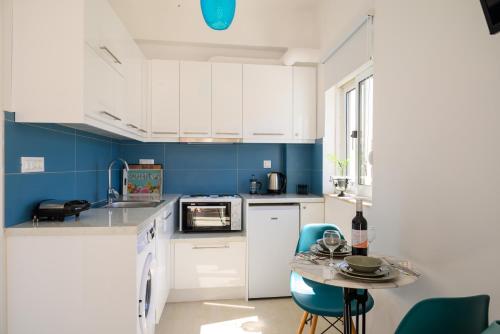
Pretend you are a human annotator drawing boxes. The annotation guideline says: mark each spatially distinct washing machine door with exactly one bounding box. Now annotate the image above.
[139,253,155,334]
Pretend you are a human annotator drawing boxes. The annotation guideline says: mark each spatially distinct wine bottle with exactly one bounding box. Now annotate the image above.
[352,199,368,256]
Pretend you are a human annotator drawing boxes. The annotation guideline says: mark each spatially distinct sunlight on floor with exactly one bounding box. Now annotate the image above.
[157,298,334,334]
[203,301,256,310]
[200,316,264,334]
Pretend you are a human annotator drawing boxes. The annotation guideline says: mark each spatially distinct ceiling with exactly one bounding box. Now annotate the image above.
[108,0,321,61]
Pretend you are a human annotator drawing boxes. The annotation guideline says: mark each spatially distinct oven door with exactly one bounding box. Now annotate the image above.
[182,202,231,232]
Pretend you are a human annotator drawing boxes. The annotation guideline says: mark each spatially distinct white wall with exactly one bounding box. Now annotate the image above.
[0,0,7,331]
[324,0,500,332]
[317,0,374,55]
[316,0,374,139]
[109,0,319,50]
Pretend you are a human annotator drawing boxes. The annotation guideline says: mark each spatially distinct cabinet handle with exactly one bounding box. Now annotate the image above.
[192,245,229,249]
[270,217,279,220]
[100,111,121,121]
[152,131,178,135]
[182,131,209,135]
[138,128,147,133]
[252,132,284,136]
[126,123,139,129]
[215,132,240,136]
[100,46,122,65]
[165,212,172,220]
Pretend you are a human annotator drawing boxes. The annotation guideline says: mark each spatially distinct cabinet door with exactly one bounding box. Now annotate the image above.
[247,205,299,298]
[180,61,212,138]
[174,241,245,290]
[85,0,126,76]
[243,64,293,141]
[151,60,180,138]
[155,206,174,323]
[84,45,124,126]
[293,67,317,141]
[212,63,242,138]
[124,59,143,132]
[300,202,325,229]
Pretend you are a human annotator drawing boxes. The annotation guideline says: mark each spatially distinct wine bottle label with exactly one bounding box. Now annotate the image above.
[352,229,368,248]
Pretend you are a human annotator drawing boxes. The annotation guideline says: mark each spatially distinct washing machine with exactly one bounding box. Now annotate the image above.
[137,221,156,334]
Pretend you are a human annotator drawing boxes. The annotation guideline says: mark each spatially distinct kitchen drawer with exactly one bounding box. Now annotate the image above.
[173,240,245,290]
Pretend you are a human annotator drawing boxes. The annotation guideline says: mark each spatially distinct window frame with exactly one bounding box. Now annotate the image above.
[338,67,374,198]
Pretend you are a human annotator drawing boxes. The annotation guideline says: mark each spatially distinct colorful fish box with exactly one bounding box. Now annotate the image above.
[124,169,163,195]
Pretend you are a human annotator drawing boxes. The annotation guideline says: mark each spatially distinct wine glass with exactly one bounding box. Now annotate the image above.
[323,230,341,267]
[368,226,376,245]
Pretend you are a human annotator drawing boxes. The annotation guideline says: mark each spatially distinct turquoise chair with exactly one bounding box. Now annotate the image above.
[291,224,375,334]
[483,321,500,334]
[395,295,490,334]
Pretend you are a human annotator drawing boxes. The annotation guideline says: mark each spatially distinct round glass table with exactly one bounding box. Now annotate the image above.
[290,254,420,334]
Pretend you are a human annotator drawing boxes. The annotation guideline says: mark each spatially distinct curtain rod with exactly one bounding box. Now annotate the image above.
[320,13,374,65]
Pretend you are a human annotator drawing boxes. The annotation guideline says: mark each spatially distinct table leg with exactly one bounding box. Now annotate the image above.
[343,288,351,334]
[345,288,369,334]
[356,299,360,331]
[361,290,368,334]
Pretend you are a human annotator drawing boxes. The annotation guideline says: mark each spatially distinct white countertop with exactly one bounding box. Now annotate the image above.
[6,195,180,236]
[239,193,324,204]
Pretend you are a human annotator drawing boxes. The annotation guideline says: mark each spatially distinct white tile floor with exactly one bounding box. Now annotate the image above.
[157,298,343,334]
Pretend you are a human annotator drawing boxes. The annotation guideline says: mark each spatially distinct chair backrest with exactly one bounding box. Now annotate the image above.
[395,295,490,334]
[482,321,500,334]
[295,224,345,254]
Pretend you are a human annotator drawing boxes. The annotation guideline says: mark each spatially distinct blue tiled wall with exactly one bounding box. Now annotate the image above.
[119,142,321,195]
[120,142,289,194]
[4,109,323,227]
[4,112,121,227]
[311,138,323,194]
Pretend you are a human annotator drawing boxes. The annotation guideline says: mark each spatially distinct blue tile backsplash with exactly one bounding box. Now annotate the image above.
[4,112,121,227]
[4,111,323,226]
[119,142,287,195]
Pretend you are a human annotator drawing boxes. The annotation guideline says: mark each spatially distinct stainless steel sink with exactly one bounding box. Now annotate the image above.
[102,200,164,209]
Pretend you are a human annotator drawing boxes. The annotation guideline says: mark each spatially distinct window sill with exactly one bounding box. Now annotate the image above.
[325,193,373,207]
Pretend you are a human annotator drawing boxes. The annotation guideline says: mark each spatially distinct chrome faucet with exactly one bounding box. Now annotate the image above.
[107,158,130,204]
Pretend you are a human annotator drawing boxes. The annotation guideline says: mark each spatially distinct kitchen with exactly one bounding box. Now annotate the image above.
[1,0,500,334]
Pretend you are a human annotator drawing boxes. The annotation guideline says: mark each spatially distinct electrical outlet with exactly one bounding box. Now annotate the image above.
[21,157,45,173]
[263,160,272,169]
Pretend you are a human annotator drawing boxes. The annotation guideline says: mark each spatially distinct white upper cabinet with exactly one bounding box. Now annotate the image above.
[150,60,180,139]
[243,64,293,141]
[293,67,317,141]
[122,42,147,135]
[84,45,124,126]
[11,0,145,140]
[85,0,127,76]
[212,63,243,138]
[180,61,212,138]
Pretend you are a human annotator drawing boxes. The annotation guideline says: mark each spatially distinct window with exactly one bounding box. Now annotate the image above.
[340,68,374,194]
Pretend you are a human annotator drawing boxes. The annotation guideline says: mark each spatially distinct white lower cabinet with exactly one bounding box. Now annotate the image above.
[155,204,175,323]
[173,240,246,290]
[299,202,325,229]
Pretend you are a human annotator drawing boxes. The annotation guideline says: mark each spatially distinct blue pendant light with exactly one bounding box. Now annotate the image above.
[200,0,236,30]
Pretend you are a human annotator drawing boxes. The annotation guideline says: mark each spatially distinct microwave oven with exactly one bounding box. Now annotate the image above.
[179,195,242,232]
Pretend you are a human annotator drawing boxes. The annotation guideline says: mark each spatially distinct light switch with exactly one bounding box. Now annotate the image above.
[263,160,272,169]
[21,157,45,173]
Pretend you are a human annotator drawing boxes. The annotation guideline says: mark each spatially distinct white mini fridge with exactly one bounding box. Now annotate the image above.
[247,204,300,299]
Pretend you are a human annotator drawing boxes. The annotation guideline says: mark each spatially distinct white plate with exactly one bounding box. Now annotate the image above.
[339,263,390,278]
[310,244,351,257]
[336,262,400,282]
